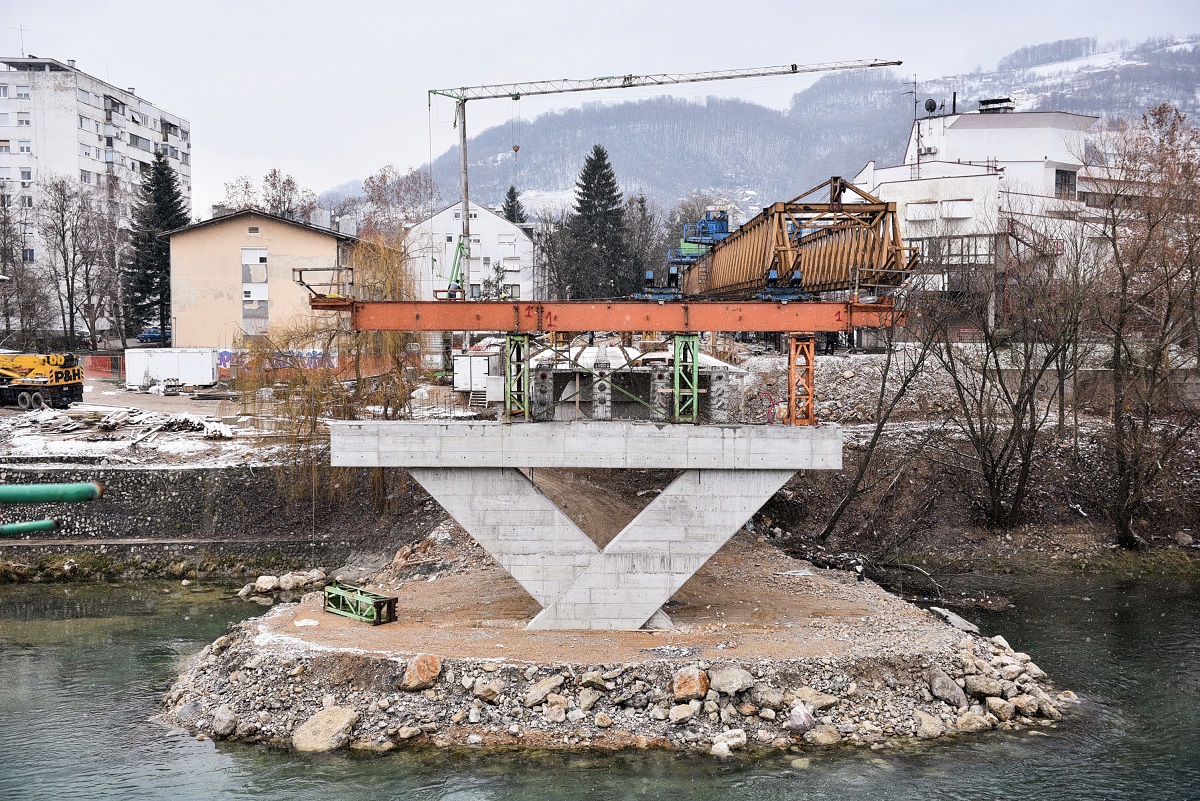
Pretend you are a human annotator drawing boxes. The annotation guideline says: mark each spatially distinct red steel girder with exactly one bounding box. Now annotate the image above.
[309,299,899,333]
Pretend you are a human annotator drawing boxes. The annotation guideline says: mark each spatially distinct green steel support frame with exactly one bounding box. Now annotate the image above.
[504,334,532,421]
[673,333,700,423]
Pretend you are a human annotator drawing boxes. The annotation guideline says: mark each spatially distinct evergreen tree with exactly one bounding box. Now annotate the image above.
[124,151,189,345]
[501,185,527,224]
[567,144,629,299]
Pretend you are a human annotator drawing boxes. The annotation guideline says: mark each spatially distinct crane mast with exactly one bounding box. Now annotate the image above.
[427,58,901,294]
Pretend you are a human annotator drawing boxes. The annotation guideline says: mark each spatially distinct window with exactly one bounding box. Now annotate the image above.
[242,283,268,301]
[80,170,92,184]
[0,167,9,179]
[76,88,90,104]
[21,196,32,208]
[79,115,89,129]
[22,248,34,262]
[241,247,268,265]
[469,283,482,299]
[504,257,521,273]
[79,144,92,158]
[180,152,189,166]
[18,141,30,154]
[0,85,7,98]
[0,196,9,208]
[482,256,491,268]
[16,86,29,99]
[180,129,189,141]
[1055,169,1077,201]
[504,284,521,300]
[248,226,260,234]
[0,113,8,125]
[20,168,31,181]
[0,141,8,154]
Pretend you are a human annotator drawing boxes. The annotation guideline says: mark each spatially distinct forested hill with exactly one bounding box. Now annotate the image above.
[409,35,1200,219]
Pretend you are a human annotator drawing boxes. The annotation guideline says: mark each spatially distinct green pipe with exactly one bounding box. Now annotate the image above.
[0,483,104,505]
[0,519,58,536]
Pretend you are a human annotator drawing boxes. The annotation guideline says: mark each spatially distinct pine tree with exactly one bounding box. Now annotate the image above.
[568,145,629,298]
[124,151,189,345]
[501,185,527,224]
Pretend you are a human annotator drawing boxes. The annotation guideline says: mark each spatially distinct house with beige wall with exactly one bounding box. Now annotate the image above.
[167,209,355,357]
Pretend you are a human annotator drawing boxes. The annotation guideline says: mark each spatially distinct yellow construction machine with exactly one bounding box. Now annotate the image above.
[0,353,84,409]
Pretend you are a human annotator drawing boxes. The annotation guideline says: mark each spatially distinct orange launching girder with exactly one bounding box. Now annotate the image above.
[308,298,900,333]
[680,178,918,299]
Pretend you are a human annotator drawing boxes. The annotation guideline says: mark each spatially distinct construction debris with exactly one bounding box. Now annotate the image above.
[3,404,237,443]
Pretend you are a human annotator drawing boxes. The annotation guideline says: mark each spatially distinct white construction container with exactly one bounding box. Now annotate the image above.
[125,348,219,388]
[452,353,499,393]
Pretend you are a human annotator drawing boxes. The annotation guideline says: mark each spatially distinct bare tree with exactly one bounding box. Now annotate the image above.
[816,305,938,542]
[0,182,53,347]
[918,201,1098,529]
[222,176,258,210]
[37,175,114,348]
[624,195,668,287]
[1085,103,1200,548]
[261,168,317,220]
[360,165,441,239]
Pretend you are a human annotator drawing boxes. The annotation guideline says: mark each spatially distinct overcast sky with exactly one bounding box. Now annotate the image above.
[7,0,1198,215]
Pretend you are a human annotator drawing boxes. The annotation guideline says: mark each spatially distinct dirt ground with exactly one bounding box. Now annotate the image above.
[258,468,955,665]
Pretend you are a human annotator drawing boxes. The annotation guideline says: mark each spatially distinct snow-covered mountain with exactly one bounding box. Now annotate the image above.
[326,35,1200,221]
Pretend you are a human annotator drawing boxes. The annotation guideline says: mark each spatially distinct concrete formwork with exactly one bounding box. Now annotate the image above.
[330,421,842,630]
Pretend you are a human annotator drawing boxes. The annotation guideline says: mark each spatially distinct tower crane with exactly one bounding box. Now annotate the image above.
[428,58,901,291]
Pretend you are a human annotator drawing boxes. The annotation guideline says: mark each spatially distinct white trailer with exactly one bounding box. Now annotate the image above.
[125,348,220,388]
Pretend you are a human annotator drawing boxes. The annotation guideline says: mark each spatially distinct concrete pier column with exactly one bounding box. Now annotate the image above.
[331,421,842,631]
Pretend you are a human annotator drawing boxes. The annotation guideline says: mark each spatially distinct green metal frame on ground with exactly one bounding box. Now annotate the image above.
[323,583,399,625]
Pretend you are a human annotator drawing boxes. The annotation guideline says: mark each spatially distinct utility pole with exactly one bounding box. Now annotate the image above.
[430,58,901,300]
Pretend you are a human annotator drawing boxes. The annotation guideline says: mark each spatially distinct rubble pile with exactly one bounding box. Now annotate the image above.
[162,610,1076,755]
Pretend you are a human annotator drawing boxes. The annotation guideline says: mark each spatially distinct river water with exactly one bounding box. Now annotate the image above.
[1,576,1197,800]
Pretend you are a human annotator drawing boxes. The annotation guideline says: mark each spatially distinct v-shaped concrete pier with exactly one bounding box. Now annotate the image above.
[331,421,841,630]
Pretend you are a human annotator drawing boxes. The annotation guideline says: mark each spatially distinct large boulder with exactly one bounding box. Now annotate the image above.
[211,705,237,738]
[712,728,748,749]
[523,674,565,707]
[707,666,755,695]
[673,667,710,702]
[792,686,839,711]
[964,674,1004,699]
[803,725,842,745]
[913,710,945,739]
[748,684,784,710]
[783,704,816,735]
[254,575,280,594]
[927,667,968,709]
[986,696,1015,721]
[398,654,443,691]
[292,707,359,752]
[473,677,504,704]
[955,712,992,733]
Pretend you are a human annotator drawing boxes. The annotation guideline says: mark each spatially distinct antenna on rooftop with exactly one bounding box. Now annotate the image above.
[10,25,28,57]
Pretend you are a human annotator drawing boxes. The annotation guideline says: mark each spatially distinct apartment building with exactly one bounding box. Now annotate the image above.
[0,56,191,222]
[404,200,539,302]
[0,56,191,341]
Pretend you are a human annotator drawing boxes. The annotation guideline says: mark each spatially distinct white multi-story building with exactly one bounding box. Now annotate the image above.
[0,56,192,221]
[0,56,191,341]
[404,200,538,302]
[853,100,1098,288]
